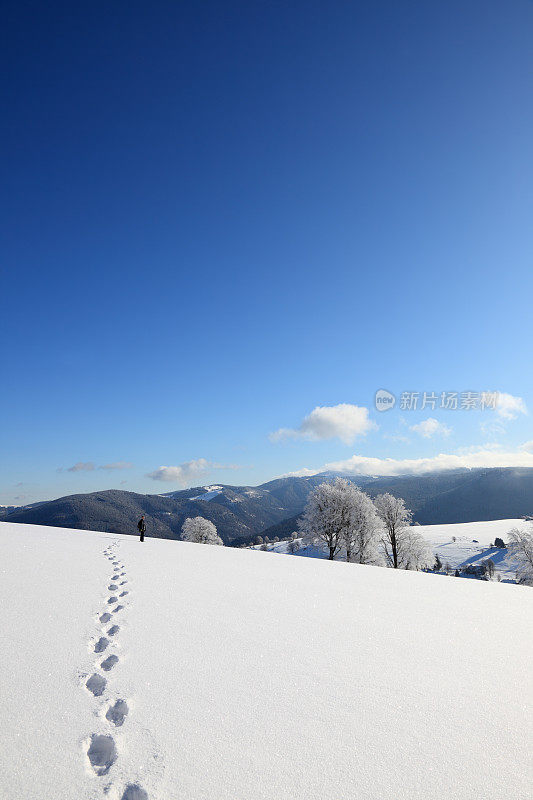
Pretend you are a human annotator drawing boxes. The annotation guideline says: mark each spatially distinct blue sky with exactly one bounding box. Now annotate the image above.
[1,1,532,504]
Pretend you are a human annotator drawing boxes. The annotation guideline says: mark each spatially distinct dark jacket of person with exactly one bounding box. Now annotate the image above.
[137,518,146,533]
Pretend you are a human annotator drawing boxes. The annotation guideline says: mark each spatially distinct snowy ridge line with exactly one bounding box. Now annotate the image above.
[83,539,148,800]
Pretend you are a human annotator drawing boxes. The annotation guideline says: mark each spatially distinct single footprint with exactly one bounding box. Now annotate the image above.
[106,698,129,726]
[87,734,117,776]
[94,637,109,653]
[101,654,119,671]
[86,673,106,696]
[119,580,128,586]
[108,596,118,604]
[121,785,148,800]
[99,613,112,624]
[107,625,120,636]
[108,584,118,590]
[119,591,129,597]
[120,571,126,576]
[113,605,124,613]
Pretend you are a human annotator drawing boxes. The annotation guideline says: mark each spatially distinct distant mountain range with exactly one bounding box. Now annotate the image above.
[3,467,533,544]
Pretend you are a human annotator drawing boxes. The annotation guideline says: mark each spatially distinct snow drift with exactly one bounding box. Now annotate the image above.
[0,521,531,800]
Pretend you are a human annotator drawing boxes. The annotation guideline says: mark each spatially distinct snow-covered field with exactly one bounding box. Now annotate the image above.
[189,486,223,502]
[417,519,527,579]
[266,518,529,580]
[0,521,531,800]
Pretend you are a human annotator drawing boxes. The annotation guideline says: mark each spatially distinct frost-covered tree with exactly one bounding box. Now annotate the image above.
[400,529,432,571]
[181,516,223,546]
[507,526,533,586]
[298,479,352,560]
[287,539,300,555]
[485,558,495,580]
[298,479,381,563]
[341,486,381,564]
[374,493,413,569]
[434,554,443,572]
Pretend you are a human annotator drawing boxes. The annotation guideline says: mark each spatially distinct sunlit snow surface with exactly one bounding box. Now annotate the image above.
[0,520,531,800]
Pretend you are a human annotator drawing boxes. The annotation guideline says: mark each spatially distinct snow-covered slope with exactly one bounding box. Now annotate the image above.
[0,521,531,800]
[189,486,223,502]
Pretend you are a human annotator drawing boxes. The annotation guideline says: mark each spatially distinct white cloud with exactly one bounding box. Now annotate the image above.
[270,404,377,445]
[410,418,451,439]
[284,447,533,478]
[59,460,133,473]
[146,459,241,486]
[146,459,210,484]
[520,441,533,452]
[480,419,506,437]
[495,393,527,420]
[455,442,503,454]
[383,433,410,443]
[66,462,95,472]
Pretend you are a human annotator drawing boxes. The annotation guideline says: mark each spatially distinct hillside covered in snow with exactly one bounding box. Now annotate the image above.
[0,520,531,800]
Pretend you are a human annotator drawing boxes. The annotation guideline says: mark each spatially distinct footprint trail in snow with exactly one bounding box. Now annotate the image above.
[82,539,149,797]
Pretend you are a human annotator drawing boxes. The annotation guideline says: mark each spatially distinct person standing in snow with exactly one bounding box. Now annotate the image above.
[137,515,146,542]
